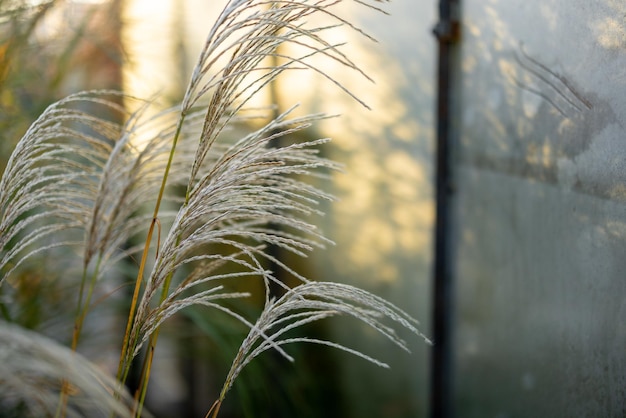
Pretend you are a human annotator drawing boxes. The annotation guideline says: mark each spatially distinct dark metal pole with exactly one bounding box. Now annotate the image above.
[431,0,461,417]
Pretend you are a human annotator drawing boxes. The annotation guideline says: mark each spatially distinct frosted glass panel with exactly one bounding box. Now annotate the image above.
[454,1,626,416]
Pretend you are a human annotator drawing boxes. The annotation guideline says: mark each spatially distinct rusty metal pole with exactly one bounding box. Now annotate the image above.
[431,0,461,417]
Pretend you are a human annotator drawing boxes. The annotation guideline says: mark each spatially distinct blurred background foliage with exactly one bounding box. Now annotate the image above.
[0,0,434,417]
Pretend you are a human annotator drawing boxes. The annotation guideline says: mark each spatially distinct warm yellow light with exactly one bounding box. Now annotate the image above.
[122,0,176,101]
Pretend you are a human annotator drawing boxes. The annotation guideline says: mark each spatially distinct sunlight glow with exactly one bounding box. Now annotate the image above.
[122,0,176,101]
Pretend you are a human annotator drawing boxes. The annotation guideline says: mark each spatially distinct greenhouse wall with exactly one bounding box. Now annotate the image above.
[447,1,626,416]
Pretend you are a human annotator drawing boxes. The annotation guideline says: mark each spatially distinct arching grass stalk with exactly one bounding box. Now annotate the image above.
[115,110,188,397]
[131,117,203,417]
[205,399,222,418]
[132,232,184,417]
[204,347,246,418]
[0,1,435,417]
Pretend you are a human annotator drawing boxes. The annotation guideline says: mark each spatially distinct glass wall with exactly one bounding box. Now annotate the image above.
[453,1,626,416]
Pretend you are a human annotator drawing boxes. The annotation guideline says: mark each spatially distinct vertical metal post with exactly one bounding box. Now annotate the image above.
[431,0,461,417]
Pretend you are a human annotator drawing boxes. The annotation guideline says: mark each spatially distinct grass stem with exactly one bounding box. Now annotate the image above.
[117,111,188,415]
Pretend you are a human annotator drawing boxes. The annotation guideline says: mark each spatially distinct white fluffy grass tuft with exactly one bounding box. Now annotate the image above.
[0,0,429,416]
[0,320,137,418]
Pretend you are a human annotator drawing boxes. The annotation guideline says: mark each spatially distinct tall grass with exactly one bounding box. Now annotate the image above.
[0,0,430,416]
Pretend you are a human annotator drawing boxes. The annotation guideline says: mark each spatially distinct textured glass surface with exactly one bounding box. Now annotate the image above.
[454,1,626,416]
